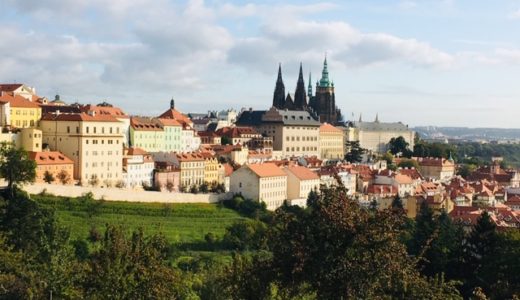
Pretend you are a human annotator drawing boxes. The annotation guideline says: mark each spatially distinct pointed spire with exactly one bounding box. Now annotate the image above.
[359,113,362,122]
[375,113,379,123]
[170,98,175,110]
[294,62,307,110]
[307,72,313,98]
[319,54,331,87]
[273,63,286,109]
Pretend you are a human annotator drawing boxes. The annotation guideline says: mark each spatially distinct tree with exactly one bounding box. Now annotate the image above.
[200,181,209,193]
[345,141,365,163]
[221,136,232,145]
[88,175,99,187]
[190,184,199,194]
[43,171,55,184]
[397,158,419,169]
[223,219,267,251]
[0,142,36,197]
[388,136,412,157]
[84,226,180,299]
[457,164,477,178]
[165,180,175,192]
[57,169,70,185]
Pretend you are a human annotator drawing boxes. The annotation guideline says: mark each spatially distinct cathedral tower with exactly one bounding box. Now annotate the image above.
[293,63,307,110]
[272,64,286,109]
[310,56,339,124]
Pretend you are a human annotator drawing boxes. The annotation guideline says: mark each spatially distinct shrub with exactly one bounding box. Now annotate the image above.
[43,171,55,184]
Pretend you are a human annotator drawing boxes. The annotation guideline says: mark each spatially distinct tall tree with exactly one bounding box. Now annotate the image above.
[0,142,36,197]
[345,141,365,163]
[388,136,412,157]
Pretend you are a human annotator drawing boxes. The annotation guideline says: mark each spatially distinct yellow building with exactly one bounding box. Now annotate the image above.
[129,117,165,153]
[230,163,287,210]
[0,93,41,128]
[39,112,125,186]
[200,152,221,184]
[284,165,320,202]
[319,123,345,160]
[172,153,205,189]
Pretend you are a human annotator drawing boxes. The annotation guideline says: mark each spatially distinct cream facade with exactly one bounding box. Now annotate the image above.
[39,113,124,185]
[284,165,320,202]
[122,148,155,189]
[319,123,345,160]
[230,163,287,210]
[345,118,414,154]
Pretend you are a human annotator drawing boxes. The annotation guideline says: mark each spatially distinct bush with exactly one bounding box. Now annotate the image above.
[43,171,55,184]
[222,219,268,251]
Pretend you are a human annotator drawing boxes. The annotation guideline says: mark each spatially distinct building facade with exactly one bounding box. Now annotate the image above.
[319,123,345,160]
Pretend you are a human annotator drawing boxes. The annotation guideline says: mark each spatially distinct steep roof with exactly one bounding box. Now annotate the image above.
[0,84,23,92]
[247,163,286,178]
[130,117,163,131]
[0,93,40,108]
[285,165,319,181]
[29,151,73,165]
[80,104,128,118]
[158,108,192,126]
[157,118,182,127]
[126,147,149,156]
[394,174,413,184]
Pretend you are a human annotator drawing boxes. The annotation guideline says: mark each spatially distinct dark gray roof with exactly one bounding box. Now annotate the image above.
[352,121,410,132]
[236,110,266,126]
[274,109,320,126]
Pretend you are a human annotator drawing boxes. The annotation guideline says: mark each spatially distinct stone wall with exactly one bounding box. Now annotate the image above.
[23,183,232,203]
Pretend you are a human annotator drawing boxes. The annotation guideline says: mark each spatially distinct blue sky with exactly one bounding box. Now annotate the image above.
[1,0,520,128]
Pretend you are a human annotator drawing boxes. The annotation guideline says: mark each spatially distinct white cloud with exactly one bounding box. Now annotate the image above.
[508,8,520,19]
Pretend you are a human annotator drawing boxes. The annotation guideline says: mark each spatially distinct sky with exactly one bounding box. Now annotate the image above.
[1,0,520,128]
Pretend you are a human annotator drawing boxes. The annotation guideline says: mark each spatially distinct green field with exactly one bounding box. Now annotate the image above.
[32,194,244,244]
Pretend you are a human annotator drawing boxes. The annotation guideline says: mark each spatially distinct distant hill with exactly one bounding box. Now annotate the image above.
[414,126,520,142]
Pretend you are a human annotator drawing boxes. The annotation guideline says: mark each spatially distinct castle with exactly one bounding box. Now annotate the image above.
[272,57,342,124]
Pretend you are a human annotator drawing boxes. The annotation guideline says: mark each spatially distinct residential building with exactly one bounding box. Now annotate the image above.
[122,147,154,189]
[200,152,221,185]
[164,152,205,189]
[129,117,165,153]
[216,126,262,145]
[157,118,183,152]
[319,123,344,160]
[154,162,180,192]
[80,103,130,146]
[416,157,455,181]
[198,131,221,145]
[283,165,320,206]
[39,112,125,185]
[158,99,201,152]
[29,150,74,184]
[230,163,287,210]
[0,93,41,128]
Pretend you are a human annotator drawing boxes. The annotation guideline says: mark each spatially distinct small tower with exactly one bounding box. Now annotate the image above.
[170,98,175,110]
[293,62,307,110]
[307,72,313,98]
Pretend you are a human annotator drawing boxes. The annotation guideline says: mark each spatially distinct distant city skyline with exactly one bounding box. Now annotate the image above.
[2,0,520,128]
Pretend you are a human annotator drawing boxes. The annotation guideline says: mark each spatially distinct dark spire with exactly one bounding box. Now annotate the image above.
[170,98,175,110]
[284,93,294,110]
[294,62,307,110]
[273,63,286,109]
[307,72,313,98]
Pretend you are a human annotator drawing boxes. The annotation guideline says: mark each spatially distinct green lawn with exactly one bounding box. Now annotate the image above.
[32,194,243,244]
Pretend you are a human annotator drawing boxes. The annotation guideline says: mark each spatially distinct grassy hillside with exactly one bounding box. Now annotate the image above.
[33,194,243,244]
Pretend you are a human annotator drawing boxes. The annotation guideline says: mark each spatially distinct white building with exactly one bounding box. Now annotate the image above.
[122,147,155,188]
[283,165,320,207]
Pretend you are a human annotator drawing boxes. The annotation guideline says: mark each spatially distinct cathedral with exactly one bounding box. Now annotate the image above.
[272,57,342,124]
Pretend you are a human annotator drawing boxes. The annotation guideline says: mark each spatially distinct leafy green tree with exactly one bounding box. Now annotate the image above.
[200,181,209,193]
[223,219,268,251]
[57,169,71,185]
[388,136,412,157]
[398,158,419,169]
[221,136,232,145]
[84,226,180,299]
[457,164,477,178]
[345,141,365,163]
[43,171,55,184]
[0,142,36,197]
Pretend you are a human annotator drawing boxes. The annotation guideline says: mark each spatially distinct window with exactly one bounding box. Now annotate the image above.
[86,126,89,133]
[94,127,97,134]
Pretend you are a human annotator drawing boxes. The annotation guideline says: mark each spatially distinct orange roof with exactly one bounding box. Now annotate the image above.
[394,174,413,184]
[0,93,40,108]
[319,122,343,133]
[176,152,205,162]
[223,163,234,177]
[285,165,319,180]
[157,118,182,126]
[158,108,192,126]
[41,112,120,123]
[130,117,163,131]
[29,151,73,165]
[126,147,149,156]
[80,104,128,118]
[247,163,286,178]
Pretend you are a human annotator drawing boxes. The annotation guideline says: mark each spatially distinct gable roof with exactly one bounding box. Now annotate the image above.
[80,104,128,118]
[29,151,73,165]
[320,123,343,133]
[285,165,319,180]
[0,93,41,108]
[247,163,286,178]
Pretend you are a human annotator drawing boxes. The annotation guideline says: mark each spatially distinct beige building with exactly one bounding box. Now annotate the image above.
[416,157,455,181]
[283,165,320,205]
[230,163,287,210]
[237,107,320,158]
[319,123,344,160]
[345,116,414,154]
[29,151,74,184]
[39,112,125,185]
[200,152,222,185]
[171,153,205,189]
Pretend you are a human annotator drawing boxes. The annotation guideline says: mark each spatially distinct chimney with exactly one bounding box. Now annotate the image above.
[88,110,96,117]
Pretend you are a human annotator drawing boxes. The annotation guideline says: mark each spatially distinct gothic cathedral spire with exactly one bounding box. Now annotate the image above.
[293,62,307,110]
[307,72,313,98]
[272,63,286,109]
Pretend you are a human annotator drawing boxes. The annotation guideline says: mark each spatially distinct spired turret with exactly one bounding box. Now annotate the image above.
[293,62,307,110]
[272,64,286,109]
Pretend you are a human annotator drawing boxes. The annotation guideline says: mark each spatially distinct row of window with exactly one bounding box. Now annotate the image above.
[85,150,119,156]
[12,109,40,116]
[85,126,120,134]
[286,136,318,142]
[14,120,36,127]
[86,139,119,145]
[85,161,119,168]
[286,146,318,152]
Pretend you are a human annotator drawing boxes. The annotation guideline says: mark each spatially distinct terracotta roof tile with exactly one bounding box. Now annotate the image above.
[247,163,286,178]
[285,165,319,180]
[319,122,343,133]
[29,151,73,165]
[41,112,120,122]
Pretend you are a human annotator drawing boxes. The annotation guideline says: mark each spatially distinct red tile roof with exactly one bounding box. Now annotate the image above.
[29,151,73,165]
[0,84,23,92]
[130,117,163,131]
[80,104,128,118]
[319,122,343,133]
[41,112,120,122]
[0,93,40,108]
[285,165,319,181]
